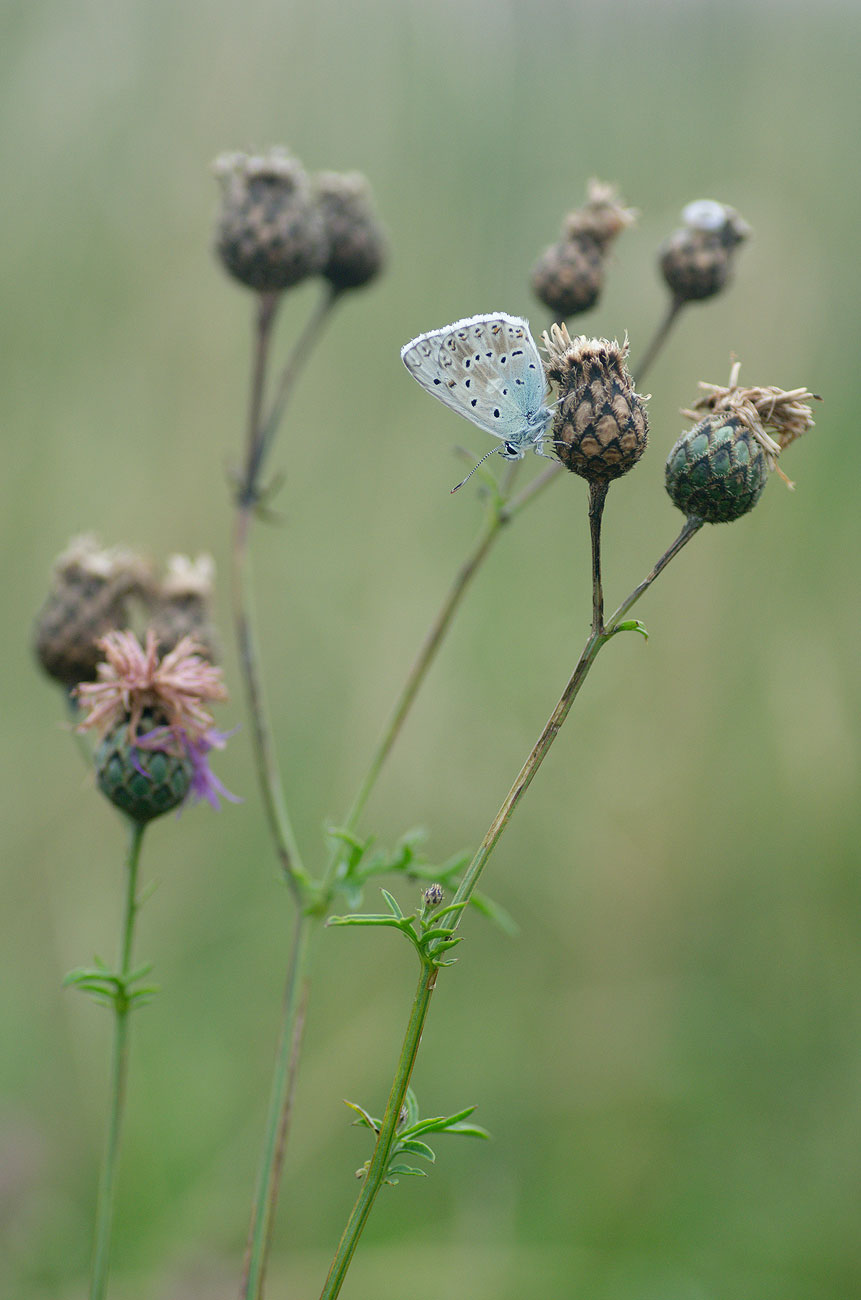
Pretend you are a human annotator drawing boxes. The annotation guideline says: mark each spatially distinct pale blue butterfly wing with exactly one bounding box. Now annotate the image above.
[400,312,553,459]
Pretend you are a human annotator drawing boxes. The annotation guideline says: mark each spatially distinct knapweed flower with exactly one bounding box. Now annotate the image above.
[75,629,234,821]
[33,535,152,688]
[665,362,818,523]
[531,179,636,318]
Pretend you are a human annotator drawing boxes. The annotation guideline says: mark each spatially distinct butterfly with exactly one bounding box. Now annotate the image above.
[400,312,555,491]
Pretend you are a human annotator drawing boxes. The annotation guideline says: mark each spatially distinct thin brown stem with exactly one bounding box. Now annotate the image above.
[240,293,281,506]
[588,480,609,635]
[333,507,505,855]
[254,285,341,483]
[634,295,685,385]
[445,513,705,929]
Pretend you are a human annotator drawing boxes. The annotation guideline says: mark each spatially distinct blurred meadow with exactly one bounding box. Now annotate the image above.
[2,0,860,1296]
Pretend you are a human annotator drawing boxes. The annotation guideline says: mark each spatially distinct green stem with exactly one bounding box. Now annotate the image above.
[319,962,438,1300]
[88,820,145,1300]
[232,505,309,894]
[233,289,339,1300]
[240,910,315,1300]
[318,517,704,1298]
[333,506,506,854]
[444,515,703,926]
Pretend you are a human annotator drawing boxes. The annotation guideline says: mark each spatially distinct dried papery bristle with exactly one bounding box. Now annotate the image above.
[150,554,219,662]
[531,180,634,318]
[213,148,327,292]
[666,363,818,522]
[314,171,387,291]
[682,362,817,472]
[659,199,751,303]
[75,628,228,746]
[33,535,153,688]
[561,178,637,249]
[542,324,648,482]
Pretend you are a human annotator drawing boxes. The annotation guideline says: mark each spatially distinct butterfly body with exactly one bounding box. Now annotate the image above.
[400,313,554,464]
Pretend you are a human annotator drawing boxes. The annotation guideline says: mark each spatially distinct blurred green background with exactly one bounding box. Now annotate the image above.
[2,0,859,1297]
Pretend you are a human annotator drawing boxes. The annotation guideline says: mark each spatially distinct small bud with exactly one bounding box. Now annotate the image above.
[665,362,817,523]
[314,171,387,291]
[213,149,327,293]
[33,536,152,688]
[150,554,219,663]
[423,883,445,908]
[531,180,635,318]
[95,709,192,824]
[542,324,648,482]
[659,199,751,303]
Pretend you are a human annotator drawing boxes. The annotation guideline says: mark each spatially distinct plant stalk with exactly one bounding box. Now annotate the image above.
[634,295,685,385]
[240,910,314,1300]
[88,820,145,1300]
[588,481,609,635]
[318,517,704,1297]
[319,962,438,1300]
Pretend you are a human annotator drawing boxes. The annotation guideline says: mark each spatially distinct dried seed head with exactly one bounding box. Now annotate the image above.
[213,149,327,292]
[542,324,648,482]
[314,171,387,291]
[531,180,635,318]
[531,237,605,317]
[33,536,152,688]
[95,708,193,824]
[665,362,817,522]
[561,179,637,250]
[150,554,219,663]
[423,883,445,909]
[659,199,751,303]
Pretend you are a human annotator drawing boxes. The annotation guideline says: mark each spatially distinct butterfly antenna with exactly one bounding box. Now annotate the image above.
[450,445,502,494]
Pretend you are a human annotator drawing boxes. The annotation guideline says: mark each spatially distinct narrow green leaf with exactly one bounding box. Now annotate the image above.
[387,1163,427,1178]
[469,891,520,937]
[343,1100,379,1130]
[397,1139,436,1162]
[612,619,649,640]
[380,889,404,919]
[445,1122,491,1139]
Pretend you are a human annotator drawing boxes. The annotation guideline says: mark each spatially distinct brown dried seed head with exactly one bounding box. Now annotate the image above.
[542,324,648,483]
[531,237,605,317]
[314,171,387,291]
[531,180,634,317]
[659,199,751,303]
[561,178,637,250]
[150,554,220,663]
[33,536,153,688]
[213,148,327,292]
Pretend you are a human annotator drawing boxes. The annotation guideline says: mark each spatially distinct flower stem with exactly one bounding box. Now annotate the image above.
[634,295,685,385]
[255,285,341,481]
[232,289,339,1300]
[318,518,704,1297]
[231,505,309,894]
[334,505,506,851]
[240,910,314,1300]
[88,819,145,1300]
[588,481,609,635]
[319,962,438,1300]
